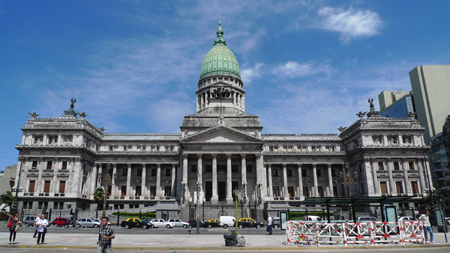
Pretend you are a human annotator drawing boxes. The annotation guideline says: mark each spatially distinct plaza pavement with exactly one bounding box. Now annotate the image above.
[0,231,449,251]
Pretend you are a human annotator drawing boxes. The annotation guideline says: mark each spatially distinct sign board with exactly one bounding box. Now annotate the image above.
[280,211,288,230]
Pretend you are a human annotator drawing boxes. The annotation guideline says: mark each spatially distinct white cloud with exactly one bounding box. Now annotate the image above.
[272,61,334,79]
[241,63,264,84]
[317,6,382,43]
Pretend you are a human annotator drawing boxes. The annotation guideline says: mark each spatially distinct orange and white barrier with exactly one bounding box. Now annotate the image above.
[286,220,424,247]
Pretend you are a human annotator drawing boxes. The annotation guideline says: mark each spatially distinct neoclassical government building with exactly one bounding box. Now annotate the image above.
[14,21,432,220]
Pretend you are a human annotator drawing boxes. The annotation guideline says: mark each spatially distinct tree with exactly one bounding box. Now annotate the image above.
[420,190,447,210]
[0,191,14,211]
[93,188,105,204]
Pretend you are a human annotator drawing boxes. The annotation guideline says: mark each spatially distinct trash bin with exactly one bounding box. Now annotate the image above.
[236,235,245,247]
[224,233,235,246]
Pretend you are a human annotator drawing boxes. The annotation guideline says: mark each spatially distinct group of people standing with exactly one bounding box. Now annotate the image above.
[2,211,48,245]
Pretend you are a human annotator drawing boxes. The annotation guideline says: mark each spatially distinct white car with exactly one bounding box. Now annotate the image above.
[398,216,414,222]
[168,219,189,228]
[150,219,174,228]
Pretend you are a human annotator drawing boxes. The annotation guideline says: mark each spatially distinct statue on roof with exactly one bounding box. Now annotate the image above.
[28,111,39,118]
[356,111,367,119]
[78,112,87,118]
[368,98,375,113]
[63,98,78,118]
[70,98,76,110]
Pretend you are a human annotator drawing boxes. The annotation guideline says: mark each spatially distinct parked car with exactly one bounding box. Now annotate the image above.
[237,218,264,229]
[188,219,204,229]
[23,215,38,227]
[168,219,189,228]
[203,219,222,229]
[446,217,450,226]
[52,217,70,227]
[121,218,150,229]
[219,216,235,229]
[150,219,174,228]
[304,215,321,221]
[76,218,101,228]
[272,217,281,229]
[398,216,414,222]
[357,216,380,223]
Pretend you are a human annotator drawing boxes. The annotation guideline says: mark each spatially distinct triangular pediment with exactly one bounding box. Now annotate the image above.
[181,126,262,143]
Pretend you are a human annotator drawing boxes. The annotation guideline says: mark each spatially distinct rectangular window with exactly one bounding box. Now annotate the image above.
[61,161,67,170]
[303,186,309,197]
[151,169,157,176]
[46,161,52,170]
[122,169,127,176]
[44,181,51,193]
[411,181,419,195]
[287,169,292,177]
[205,165,212,173]
[137,168,142,176]
[272,186,280,197]
[246,165,252,173]
[164,185,171,197]
[218,165,226,172]
[396,182,404,194]
[288,186,294,199]
[121,186,127,197]
[380,182,388,195]
[378,162,384,170]
[166,168,171,177]
[231,165,238,173]
[317,169,322,177]
[409,162,415,170]
[29,180,35,193]
[191,165,197,173]
[333,186,338,197]
[318,186,324,197]
[135,186,141,196]
[32,161,38,170]
[331,169,336,177]
[59,181,66,193]
[272,169,278,176]
[150,186,156,197]
[302,169,307,177]
[394,162,400,170]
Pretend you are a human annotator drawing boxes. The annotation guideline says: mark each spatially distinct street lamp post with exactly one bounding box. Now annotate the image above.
[340,172,359,221]
[233,187,240,245]
[11,154,24,214]
[196,181,201,234]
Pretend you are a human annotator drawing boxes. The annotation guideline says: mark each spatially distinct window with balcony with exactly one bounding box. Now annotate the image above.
[395,182,404,195]
[378,162,384,170]
[409,162,415,170]
[32,161,38,170]
[46,161,52,170]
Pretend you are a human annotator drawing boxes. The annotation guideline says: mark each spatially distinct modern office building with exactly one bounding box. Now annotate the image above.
[12,21,432,220]
[378,90,415,119]
[409,65,450,144]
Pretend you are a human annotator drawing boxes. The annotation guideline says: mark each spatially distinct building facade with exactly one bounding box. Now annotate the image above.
[378,90,415,119]
[409,65,450,144]
[14,22,432,219]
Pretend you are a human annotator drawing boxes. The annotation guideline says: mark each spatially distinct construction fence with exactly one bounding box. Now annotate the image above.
[286,220,424,246]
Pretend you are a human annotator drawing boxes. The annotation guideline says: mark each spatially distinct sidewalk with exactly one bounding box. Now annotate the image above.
[0,231,448,250]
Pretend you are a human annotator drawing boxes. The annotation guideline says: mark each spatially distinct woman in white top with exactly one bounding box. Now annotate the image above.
[36,214,48,245]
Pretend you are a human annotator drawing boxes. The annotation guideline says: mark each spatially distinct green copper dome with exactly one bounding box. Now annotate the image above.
[199,21,241,80]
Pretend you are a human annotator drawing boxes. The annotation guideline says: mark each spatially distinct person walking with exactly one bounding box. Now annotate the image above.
[419,210,434,243]
[36,214,48,245]
[3,211,21,245]
[32,213,42,238]
[267,215,273,235]
[97,216,115,253]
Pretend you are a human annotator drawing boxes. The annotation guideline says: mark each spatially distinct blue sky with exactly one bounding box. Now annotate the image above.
[1,0,450,167]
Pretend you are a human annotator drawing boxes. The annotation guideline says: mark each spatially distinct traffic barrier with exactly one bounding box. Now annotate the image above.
[286,220,424,247]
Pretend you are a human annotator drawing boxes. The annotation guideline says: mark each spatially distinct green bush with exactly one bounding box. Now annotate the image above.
[112,212,156,219]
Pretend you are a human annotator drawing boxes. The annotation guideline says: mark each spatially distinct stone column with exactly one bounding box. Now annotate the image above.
[282,163,288,200]
[111,163,117,198]
[171,164,176,197]
[241,154,247,199]
[43,134,48,146]
[156,163,161,199]
[267,164,273,197]
[387,159,396,195]
[182,154,188,200]
[211,154,218,204]
[371,159,380,195]
[342,164,348,196]
[226,153,233,204]
[257,153,267,198]
[197,154,203,197]
[327,164,333,197]
[196,93,199,112]
[312,163,318,197]
[57,134,62,146]
[97,163,103,190]
[364,158,375,195]
[417,160,426,194]
[383,135,388,146]
[298,164,303,198]
[423,158,433,189]
[126,163,131,199]
[51,159,59,194]
[402,159,412,195]
[74,158,82,197]
[142,164,147,197]
[90,163,98,196]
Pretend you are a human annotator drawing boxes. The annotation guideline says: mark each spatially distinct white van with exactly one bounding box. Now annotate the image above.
[219,216,236,229]
[304,215,321,221]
